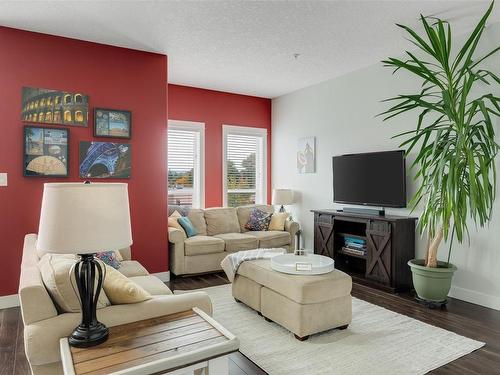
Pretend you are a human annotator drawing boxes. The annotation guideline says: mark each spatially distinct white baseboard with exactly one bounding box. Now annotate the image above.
[449,286,500,311]
[0,294,20,309]
[152,271,171,282]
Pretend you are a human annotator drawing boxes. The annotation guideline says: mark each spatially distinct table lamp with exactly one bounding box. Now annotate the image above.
[37,182,132,348]
[272,189,294,213]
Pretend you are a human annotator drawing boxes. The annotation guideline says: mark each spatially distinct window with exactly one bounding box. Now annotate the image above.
[223,125,267,207]
[168,120,205,208]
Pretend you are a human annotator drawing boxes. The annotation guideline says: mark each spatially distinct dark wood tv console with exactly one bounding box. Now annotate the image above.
[311,209,417,292]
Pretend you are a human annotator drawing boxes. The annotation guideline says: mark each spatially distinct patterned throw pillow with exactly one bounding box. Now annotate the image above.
[96,251,121,269]
[245,208,272,231]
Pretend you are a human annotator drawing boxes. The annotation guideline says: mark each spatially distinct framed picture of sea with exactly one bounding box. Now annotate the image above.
[94,108,131,139]
[297,136,315,173]
[24,126,69,177]
[79,141,131,179]
[21,87,88,127]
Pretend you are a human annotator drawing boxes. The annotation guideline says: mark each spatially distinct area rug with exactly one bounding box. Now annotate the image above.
[184,285,484,375]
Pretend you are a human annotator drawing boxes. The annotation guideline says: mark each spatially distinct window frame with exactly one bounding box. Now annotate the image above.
[167,119,205,208]
[222,124,268,207]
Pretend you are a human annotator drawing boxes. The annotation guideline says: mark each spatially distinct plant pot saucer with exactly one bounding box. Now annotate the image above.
[415,296,448,309]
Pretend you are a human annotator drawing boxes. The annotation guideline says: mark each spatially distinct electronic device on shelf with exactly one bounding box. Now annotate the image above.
[332,150,406,216]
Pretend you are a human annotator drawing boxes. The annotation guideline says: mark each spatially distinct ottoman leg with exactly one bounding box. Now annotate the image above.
[294,334,309,341]
[337,324,349,330]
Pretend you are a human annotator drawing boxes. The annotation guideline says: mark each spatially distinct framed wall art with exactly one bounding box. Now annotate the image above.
[297,136,315,173]
[24,126,69,177]
[79,141,131,179]
[94,108,131,139]
[21,87,89,127]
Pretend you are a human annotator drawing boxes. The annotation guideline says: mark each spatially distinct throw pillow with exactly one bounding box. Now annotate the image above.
[114,250,124,261]
[96,251,121,269]
[245,208,272,231]
[38,253,111,313]
[168,210,187,237]
[178,216,198,237]
[268,212,289,231]
[103,265,152,304]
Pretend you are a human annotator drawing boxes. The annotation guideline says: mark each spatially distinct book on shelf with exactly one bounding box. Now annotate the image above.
[344,241,365,249]
[343,236,366,245]
[341,246,367,256]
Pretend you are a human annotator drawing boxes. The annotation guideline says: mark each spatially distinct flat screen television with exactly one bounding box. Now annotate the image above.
[332,150,406,208]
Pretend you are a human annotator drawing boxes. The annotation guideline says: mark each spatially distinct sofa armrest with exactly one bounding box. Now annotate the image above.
[285,220,300,251]
[24,292,213,366]
[168,227,185,243]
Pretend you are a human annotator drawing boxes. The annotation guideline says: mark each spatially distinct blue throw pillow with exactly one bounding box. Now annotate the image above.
[245,208,272,231]
[178,216,198,237]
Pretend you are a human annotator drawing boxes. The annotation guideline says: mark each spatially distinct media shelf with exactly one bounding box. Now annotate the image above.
[311,209,417,292]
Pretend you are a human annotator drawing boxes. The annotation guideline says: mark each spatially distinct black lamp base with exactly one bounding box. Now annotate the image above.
[69,322,109,348]
[70,253,109,348]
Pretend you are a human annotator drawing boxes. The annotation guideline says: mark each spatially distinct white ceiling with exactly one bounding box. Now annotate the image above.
[0,1,498,98]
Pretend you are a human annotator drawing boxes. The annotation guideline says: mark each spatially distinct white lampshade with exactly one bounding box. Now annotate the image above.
[272,189,294,206]
[37,183,132,255]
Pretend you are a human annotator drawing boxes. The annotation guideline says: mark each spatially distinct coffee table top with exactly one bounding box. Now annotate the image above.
[271,253,335,275]
[60,308,239,375]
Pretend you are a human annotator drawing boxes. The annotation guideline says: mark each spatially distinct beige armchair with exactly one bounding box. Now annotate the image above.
[19,234,212,375]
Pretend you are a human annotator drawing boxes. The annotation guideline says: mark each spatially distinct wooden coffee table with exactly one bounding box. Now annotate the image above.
[60,307,239,375]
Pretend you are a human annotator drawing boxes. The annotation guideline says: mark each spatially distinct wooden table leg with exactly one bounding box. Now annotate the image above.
[207,355,229,374]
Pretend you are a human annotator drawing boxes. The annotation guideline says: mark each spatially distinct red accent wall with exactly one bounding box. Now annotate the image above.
[168,84,272,207]
[0,27,168,296]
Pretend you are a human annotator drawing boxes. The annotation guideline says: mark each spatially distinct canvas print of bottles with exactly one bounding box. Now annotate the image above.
[297,136,315,173]
[21,87,89,127]
[79,141,131,179]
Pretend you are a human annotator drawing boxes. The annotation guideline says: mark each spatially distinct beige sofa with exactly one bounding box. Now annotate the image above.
[168,204,300,276]
[19,234,212,375]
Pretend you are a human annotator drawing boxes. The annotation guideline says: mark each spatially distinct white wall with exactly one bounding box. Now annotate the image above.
[272,22,500,310]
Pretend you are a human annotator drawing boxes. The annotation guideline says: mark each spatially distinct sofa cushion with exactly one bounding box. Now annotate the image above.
[187,208,207,236]
[118,260,149,277]
[38,254,111,313]
[204,207,240,236]
[129,276,173,295]
[213,233,259,252]
[103,265,152,305]
[237,205,274,232]
[269,212,289,231]
[178,216,198,237]
[247,230,291,248]
[168,210,187,238]
[184,235,225,256]
[245,208,272,231]
[237,259,352,304]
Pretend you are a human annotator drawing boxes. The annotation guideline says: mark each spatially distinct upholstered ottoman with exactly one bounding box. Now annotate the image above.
[232,259,352,340]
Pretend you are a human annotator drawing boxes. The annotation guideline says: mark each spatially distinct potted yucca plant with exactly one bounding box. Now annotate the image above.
[380,2,499,303]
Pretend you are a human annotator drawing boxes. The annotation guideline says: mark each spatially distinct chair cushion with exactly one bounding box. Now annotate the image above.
[237,259,352,304]
[204,207,240,236]
[38,254,111,313]
[103,265,152,305]
[213,233,259,252]
[118,260,149,277]
[187,208,208,236]
[237,205,274,232]
[129,276,172,296]
[184,235,225,256]
[247,230,291,248]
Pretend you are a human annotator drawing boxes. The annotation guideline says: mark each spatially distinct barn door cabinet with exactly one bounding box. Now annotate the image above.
[312,209,417,292]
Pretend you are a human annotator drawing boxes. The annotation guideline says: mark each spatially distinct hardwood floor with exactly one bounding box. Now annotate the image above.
[2,273,499,375]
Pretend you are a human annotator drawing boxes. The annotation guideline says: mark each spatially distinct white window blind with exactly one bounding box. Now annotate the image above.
[223,125,267,207]
[168,121,204,208]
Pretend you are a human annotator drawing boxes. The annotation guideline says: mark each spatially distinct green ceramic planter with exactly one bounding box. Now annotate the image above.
[408,259,457,302]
